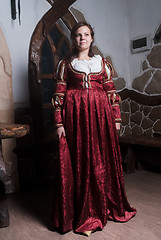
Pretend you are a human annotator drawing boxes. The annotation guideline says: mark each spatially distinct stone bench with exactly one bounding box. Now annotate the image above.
[117,89,161,173]
[119,135,161,173]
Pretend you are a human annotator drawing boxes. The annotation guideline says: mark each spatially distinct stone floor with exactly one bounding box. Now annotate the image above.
[0,169,161,240]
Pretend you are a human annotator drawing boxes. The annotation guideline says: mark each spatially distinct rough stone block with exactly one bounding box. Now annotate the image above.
[121,100,130,112]
[141,118,153,130]
[149,106,161,121]
[131,101,140,113]
[147,45,161,68]
[121,112,130,126]
[124,126,132,136]
[142,60,149,71]
[143,106,152,116]
[145,70,161,94]
[132,70,151,92]
[114,78,125,91]
[131,111,143,125]
[144,128,153,137]
[132,125,143,136]
[153,119,161,132]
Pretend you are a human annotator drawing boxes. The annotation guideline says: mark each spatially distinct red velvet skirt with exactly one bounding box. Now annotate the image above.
[52,89,136,233]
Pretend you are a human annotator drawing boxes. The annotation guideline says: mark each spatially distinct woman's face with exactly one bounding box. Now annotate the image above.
[74,26,93,52]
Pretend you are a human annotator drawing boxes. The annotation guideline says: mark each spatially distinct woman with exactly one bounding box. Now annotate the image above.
[51,22,136,236]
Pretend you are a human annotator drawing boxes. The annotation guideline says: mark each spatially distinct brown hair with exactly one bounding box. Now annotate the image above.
[67,22,94,61]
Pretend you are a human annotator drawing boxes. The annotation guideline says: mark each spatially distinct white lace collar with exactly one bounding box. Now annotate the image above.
[71,55,102,75]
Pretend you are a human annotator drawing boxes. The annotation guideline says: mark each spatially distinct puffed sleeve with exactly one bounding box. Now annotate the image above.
[103,59,121,122]
[52,60,68,128]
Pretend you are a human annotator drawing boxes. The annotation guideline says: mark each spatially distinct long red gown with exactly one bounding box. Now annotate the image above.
[52,56,136,233]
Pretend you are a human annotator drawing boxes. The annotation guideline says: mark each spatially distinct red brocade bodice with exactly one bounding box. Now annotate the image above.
[52,57,121,128]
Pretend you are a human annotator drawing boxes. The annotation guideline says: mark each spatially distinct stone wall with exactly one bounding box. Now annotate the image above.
[114,24,161,137]
[133,45,161,95]
[120,97,161,137]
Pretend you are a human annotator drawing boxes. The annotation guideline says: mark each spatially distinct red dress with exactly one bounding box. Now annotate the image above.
[52,56,136,233]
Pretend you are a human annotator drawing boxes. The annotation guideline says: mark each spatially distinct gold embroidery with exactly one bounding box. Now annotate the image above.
[54,108,61,112]
[56,81,67,85]
[88,75,92,88]
[113,93,116,103]
[69,61,103,89]
[115,118,121,121]
[53,93,65,96]
[112,103,119,107]
[59,63,65,81]
[107,90,116,93]
[103,80,113,84]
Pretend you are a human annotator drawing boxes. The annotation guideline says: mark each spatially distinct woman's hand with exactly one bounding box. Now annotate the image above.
[56,126,66,138]
[115,122,120,131]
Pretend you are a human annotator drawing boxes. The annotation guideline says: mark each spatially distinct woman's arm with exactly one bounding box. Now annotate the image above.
[102,59,121,123]
[52,60,67,137]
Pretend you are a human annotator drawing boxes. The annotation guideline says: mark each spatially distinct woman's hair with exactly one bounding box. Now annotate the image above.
[67,21,94,61]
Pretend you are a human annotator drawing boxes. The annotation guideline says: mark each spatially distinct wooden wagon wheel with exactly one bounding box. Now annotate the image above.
[28,0,77,144]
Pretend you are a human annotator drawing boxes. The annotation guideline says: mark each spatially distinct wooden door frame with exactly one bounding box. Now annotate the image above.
[28,0,77,143]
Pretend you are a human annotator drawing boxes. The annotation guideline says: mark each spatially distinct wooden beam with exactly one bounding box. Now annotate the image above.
[61,11,77,31]
[42,0,76,35]
[44,0,77,30]
[45,0,54,5]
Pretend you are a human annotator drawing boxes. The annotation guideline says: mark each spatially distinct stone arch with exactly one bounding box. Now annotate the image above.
[0,27,18,191]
